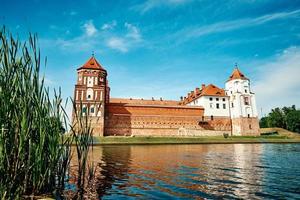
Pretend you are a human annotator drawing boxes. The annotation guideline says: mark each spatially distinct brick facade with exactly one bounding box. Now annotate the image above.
[104,101,232,137]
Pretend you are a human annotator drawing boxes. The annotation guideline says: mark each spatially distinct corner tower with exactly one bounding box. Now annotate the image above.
[72,56,109,136]
[225,67,260,136]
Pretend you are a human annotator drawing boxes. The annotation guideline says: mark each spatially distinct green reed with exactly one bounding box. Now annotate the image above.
[0,27,73,199]
[70,101,95,199]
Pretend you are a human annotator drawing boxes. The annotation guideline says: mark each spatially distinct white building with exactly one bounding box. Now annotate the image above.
[182,67,260,136]
[186,84,230,117]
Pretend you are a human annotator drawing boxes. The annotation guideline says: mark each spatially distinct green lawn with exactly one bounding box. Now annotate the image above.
[90,134,300,145]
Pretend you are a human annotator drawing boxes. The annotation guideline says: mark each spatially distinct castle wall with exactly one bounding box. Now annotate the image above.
[105,103,231,137]
[232,117,260,136]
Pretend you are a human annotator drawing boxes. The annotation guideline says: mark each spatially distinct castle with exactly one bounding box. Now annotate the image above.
[72,56,260,137]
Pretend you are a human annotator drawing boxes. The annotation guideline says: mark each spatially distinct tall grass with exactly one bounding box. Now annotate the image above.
[0,27,98,199]
[0,28,72,198]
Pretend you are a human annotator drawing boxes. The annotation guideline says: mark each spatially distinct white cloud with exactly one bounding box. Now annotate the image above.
[101,20,117,30]
[105,23,142,53]
[125,22,142,41]
[82,20,98,37]
[172,9,300,42]
[134,0,192,13]
[106,37,128,52]
[252,46,300,116]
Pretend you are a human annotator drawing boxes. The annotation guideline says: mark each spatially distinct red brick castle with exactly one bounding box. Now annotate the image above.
[73,56,260,137]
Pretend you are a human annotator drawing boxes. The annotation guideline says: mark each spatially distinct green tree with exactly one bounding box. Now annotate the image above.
[286,110,300,133]
[267,107,286,128]
[259,117,269,128]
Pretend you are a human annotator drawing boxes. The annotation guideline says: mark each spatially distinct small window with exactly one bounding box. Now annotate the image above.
[91,107,95,113]
[248,114,250,118]
[82,107,87,113]
[202,116,205,122]
[216,98,219,101]
[211,115,214,120]
[87,95,91,99]
[249,124,252,129]
[244,97,249,105]
[210,103,213,108]
[223,104,226,109]
[222,98,225,101]
[231,103,234,108]
[209,97,213,101]
[245,89,247,93]
[216,103,219,109]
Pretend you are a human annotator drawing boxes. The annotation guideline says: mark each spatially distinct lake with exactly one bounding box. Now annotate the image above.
[70,144,300,199]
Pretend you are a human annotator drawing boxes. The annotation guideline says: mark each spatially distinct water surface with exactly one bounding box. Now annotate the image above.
[73,144,300,199]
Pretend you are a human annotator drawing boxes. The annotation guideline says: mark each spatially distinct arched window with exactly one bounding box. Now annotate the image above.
[86,88,93,100]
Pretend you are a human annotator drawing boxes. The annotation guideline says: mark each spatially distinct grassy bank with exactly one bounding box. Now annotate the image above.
[90,134,300,145]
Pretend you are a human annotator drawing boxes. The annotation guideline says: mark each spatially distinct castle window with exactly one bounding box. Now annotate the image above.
[87,95,91,99]
[245,89,247,93]
[209,97,213,101]
[244,97,249,105]
[216,103,219,109]
[222,98,225,101]
[91,107,95,113]
[210,103,213,108]
[231,91,233,94]
[223,104,226,109]
[216,98,219,101]
[248,114,250,118]
[211,115,214,120]
[82,107,87,113]
[249,124,252,129]
[231,103,234,107]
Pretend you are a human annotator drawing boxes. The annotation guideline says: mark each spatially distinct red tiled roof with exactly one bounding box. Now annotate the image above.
[181,84,226,105]
[77,56,106,71]
[201,84,226,96]
[227,68,248,82]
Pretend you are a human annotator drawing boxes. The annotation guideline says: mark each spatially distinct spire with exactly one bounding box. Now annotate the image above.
[227,65,249,82]
[77,56,106,71]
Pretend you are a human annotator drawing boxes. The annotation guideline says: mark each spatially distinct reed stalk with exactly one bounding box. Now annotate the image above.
[0,27,72,199]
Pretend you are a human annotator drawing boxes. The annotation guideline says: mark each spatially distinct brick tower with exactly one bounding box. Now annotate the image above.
[225,67,260,136]
[73,56,108,136]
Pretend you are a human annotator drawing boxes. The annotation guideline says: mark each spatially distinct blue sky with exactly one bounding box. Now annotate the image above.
[1,0,300,116]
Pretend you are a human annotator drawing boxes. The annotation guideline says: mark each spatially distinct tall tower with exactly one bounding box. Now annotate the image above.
[72,56,108,136]
[225,67,260,136]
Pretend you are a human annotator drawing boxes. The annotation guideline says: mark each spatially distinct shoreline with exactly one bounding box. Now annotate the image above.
[89,136,300,145]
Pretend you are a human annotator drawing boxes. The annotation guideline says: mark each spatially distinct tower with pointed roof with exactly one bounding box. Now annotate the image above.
[225,67,259,136]
[72,55,109,136]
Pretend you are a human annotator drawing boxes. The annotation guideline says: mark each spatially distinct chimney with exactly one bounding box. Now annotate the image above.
[195,87,200,95]
[201,84,206,90]
[184,97,187,100]
[160,97,163,101]
[152,97,154,101]
[191,91,194,97]
[180,96,183,101]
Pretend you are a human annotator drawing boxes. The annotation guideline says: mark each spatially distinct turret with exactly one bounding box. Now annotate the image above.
[225,66,260,136]
[72,55,108,136]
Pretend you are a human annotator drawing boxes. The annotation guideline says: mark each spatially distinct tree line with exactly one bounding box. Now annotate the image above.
[260,105,300,133]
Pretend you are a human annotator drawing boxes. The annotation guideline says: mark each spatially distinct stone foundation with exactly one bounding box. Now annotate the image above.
[232,117,260,136]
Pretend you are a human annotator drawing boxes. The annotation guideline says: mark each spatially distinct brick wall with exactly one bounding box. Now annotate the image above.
[232,117,260,136]
[105,103,231,137]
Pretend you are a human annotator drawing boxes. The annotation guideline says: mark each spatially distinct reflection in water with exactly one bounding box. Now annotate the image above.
[70,144,300,199]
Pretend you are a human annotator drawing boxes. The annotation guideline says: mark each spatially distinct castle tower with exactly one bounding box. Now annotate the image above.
[72,56,109,136]
[225,67,260,136]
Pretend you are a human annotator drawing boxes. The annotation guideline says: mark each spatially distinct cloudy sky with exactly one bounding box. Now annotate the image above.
[1,0,300,117]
